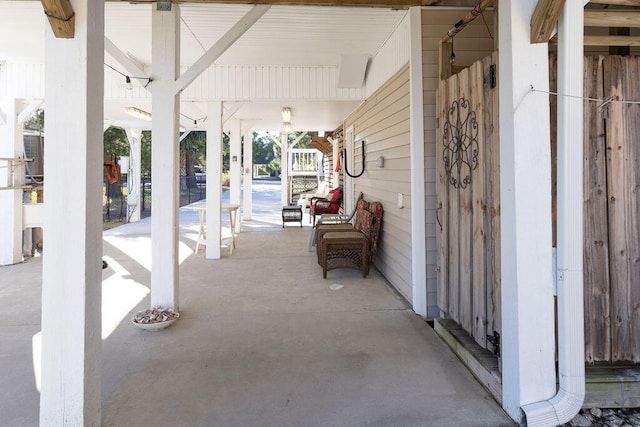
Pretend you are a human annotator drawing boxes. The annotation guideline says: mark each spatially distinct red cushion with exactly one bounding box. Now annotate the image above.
[325,189,340,202]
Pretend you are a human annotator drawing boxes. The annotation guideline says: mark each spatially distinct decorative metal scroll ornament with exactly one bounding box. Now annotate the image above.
[442,97,479,189]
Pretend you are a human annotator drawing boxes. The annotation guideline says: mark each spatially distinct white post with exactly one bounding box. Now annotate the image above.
[521,3,586,425]
[555,0,586,408]
[40,1,104,424]
[206,101,222,259]
[498,0,556,423]
[409,6,427,318]
[151,4,180,310]
[230,119,241,232]
[0,98,23,265]
[242,129,253,221]
[280,131,288,206]
[125,128,142,223]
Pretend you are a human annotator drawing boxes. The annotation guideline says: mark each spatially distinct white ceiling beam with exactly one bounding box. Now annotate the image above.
[289,131,308,149]
[179,129,193,142]
[266,132,281,147]
[222,102,245,123]
[17,100,44,125]
[174,5,270,94]
[104,36,152,92]
[241,120,259,135]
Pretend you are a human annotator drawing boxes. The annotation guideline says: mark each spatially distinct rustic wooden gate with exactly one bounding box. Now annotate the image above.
[569,55,640,364]
[436,51,500,352]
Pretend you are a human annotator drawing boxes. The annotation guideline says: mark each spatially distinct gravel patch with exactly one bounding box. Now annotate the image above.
[563,408,640,427]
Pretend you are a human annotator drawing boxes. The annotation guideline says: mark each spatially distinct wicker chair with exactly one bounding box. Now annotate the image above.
[315,198,369,263]
[319,201,383,279]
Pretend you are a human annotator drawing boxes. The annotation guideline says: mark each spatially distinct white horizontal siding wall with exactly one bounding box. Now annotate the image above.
[345,64,412,302]
[2,62,45,99]
[366,11,410,99]
[181,65,365,101]
[422,8,495,317]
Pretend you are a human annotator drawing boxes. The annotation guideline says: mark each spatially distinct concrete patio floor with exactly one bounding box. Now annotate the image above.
[1,181,514,426]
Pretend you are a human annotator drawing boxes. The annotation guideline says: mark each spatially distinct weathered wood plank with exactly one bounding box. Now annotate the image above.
[40,0,75,39]
[583,55,612,363]
[436,77,450,314]
[623,56,640,362]
[471,59,487,347]
[434,318,502,404]
[589,0,640,6]
[487,51,501,360]
[447,73,461,322]
[180,0,441,5]
[604,55,634,363]
[530,0,566,44]
[457,67,473,333]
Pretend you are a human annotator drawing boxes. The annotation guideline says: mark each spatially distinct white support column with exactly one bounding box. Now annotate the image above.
[125,128,142,223]
[0,98,23,265]
[409,6,427,318]
[151,4,180,310]
[229,119,242,232]
[280,131,288,206]
[206,101,222,260]
[498,0,556,423]
[40,1,104,425]
[242,129,253,221]
[522,3,586,425]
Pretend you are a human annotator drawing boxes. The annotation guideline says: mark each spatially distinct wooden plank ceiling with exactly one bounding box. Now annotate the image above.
[110,0,485,6]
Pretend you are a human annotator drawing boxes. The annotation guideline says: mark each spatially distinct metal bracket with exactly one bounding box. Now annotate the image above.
[486,331,500,357]
[157,0,171,11]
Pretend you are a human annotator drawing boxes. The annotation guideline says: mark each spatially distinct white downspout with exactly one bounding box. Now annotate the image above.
[522,1,585,425]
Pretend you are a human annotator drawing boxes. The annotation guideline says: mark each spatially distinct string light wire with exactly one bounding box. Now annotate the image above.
[104,63,152,88]
[530,85,640,108]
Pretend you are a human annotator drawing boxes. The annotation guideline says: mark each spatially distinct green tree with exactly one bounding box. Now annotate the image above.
[180,131,205,177]
[141,131,152,176]
[222,132,230,173]
[104,127,129,163]
[23,109,45,132]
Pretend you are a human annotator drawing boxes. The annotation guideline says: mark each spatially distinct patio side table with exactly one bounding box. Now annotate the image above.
[282,205,303,228]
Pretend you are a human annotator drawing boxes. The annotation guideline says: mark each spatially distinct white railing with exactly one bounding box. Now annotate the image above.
[289,149,320,176]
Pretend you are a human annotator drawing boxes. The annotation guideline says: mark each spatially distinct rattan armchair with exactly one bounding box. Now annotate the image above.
[318,201,383,278]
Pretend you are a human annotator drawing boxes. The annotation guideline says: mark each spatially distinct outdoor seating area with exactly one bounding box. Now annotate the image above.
[313,198,383,279]
[309,186,343,225]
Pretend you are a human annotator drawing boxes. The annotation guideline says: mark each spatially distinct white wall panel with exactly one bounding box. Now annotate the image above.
[179,65,364,102]
[365,11,410,99]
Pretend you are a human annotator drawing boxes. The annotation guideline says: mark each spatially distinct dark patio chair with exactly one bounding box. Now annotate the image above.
[309,187,343,226]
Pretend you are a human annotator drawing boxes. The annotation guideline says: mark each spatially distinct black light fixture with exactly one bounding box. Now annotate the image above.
[105,63,152,89]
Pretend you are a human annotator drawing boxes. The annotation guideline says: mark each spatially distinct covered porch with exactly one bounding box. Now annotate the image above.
[0,180,513,426]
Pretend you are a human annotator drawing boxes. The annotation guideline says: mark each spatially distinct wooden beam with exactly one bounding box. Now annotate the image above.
[531,0,566,43]
[584,10,640,27]
[589,0,640,6]
[441,0,495,42]
[40,0,75,39]
[172,0,441,5]
[584,34,640,45]
[107,0,485,5]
